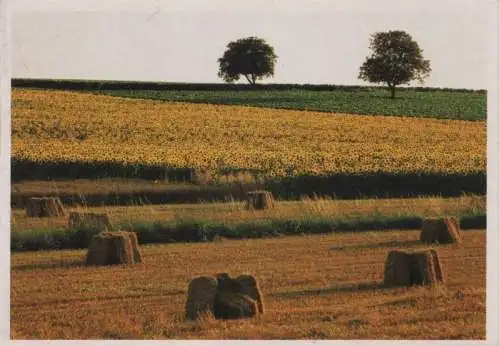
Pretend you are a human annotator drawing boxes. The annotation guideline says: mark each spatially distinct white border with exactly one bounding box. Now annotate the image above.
[487,1,500,345]
[0,0,11,342]
[2,1,499,345]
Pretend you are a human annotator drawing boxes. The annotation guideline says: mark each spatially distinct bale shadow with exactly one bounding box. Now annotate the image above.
[271,281,386,299]
[328,239,422,251]
[12,260,86,271]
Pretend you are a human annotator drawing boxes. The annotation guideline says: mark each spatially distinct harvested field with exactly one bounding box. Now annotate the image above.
[10,229,485,339]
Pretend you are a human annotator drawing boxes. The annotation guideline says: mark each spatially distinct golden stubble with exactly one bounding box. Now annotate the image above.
[11,230,485,339]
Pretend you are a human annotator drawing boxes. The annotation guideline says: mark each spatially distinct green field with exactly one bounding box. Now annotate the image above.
[12,79,486,120]
[95,88,486,120]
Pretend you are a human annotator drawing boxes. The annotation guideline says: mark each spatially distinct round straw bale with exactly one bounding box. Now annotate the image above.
[246,190,275,210]
[420,217,462,245]
[85,232,137,266]
[185,276,219,320]
[26,197,65,217]
[235,274,265,314]
[383,250,412,287]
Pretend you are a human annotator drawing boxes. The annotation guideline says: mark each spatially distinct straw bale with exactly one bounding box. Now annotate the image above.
[213,291,259,319]
[428,249,444,282]
[444,217,462,243]
[26,197,65,217]
[420,217,462,245]
[383,250,412,287]
[185,276,219,320]
[246,190,275,210]
[107,234,134,265]
[185,273,264,320]
[85,231,141,266]
[216,273,244,292]
[235,274,265,314]
[384,249,444,287]
[126,231,143,263]
[410,249,444,285]
[85,234,110,266]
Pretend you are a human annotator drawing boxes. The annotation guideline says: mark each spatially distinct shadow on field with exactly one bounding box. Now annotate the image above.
[11,290,186,310]
[12,260,86,271]
[271,281,385,299]
[328,239,422,252]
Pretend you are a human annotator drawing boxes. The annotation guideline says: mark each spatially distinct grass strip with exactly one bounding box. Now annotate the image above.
[11,214,486,252]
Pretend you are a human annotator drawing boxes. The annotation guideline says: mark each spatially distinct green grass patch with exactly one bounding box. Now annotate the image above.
[11,214,486,252]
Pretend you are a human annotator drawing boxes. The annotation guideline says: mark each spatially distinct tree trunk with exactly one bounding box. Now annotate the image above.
[244,74,253,84]
[244,74,257,85]
[388,83,396,99]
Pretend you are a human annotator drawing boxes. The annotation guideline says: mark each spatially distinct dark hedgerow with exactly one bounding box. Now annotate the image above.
[11,164,486,208]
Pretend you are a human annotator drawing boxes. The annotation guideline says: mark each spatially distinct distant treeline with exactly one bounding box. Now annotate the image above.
[11,78,486,93]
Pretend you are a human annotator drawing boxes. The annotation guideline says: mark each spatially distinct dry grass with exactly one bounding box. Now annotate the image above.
[246,191,276,210]
[68,212,112,230]
[11,195,485,232]
[12,179,195,196]
[11,229,485,339]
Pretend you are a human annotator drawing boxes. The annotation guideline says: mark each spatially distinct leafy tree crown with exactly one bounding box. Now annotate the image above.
[218,37,278,84]
[358,30,431,88]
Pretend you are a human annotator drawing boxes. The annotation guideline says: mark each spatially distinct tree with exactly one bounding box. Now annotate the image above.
[217,37,278,85]
[358,30,431,99]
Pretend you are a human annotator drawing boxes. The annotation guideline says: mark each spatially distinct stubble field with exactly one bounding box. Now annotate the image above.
[11,229,485,339]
